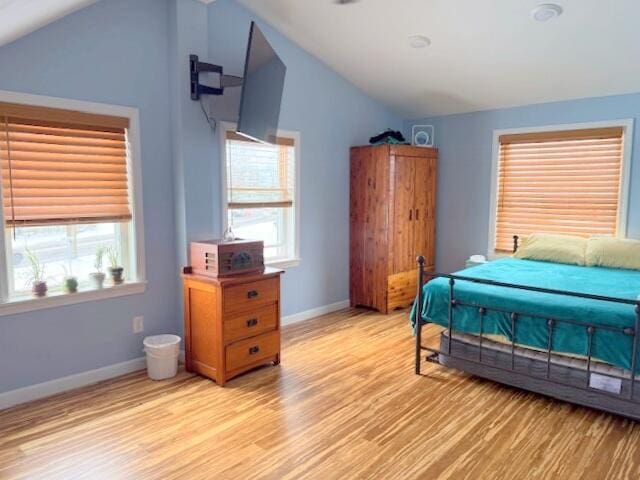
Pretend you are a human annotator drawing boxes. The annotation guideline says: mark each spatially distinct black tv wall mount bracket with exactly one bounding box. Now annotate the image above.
[190,54,243,100]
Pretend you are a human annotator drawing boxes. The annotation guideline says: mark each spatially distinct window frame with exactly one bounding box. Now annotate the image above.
[487,119,634,258]
[0,90,146,316]
[219,121,301,269]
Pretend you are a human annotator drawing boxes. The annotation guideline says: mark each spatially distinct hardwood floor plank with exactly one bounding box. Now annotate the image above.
[1,308,640,479]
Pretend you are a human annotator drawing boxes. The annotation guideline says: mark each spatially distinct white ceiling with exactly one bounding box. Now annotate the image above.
[1,0,639,118]
[0,0,98,47]
[237,0,640,118]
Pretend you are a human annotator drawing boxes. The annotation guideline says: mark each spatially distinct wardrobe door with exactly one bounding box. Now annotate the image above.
[349,149,367,306]
[363,149,390,311]
[414,156,437,268]
[350,147,389,311]
[391,156,416,274]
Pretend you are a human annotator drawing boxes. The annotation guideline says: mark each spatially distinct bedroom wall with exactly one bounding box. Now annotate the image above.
[0,0,178,393]
[0,0,401,395]
[404,93,640,273]
[196,0,402,316]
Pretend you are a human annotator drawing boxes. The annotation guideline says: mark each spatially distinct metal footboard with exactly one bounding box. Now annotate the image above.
[413,255,640,408]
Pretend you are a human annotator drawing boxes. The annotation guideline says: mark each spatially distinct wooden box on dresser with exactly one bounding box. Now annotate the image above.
[350,144,437,313]
[182,268,284,386]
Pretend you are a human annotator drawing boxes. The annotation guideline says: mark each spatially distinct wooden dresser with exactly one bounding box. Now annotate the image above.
[350,144,437,313]
[182,268,284,386]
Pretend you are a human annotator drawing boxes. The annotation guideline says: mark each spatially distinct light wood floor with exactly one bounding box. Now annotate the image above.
[2,309,640,480]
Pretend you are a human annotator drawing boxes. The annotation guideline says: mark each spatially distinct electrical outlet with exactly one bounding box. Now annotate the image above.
[132,316,144,334]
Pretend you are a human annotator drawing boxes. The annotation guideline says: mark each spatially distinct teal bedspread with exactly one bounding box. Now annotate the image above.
[413,258,640,372]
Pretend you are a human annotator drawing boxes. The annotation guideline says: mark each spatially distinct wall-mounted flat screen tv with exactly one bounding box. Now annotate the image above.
[236,22,287,144]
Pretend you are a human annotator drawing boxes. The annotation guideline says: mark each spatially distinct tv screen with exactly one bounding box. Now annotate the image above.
[236,22,286,144]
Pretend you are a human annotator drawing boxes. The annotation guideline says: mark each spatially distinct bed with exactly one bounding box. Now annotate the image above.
[412,255,640,420]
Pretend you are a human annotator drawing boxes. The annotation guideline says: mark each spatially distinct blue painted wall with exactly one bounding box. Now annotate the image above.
[0,0,400,394]
[404,93,640,273]
[0,0,178,393]
[202,0,401,316]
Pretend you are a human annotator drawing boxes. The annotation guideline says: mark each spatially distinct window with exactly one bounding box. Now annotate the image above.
[222,126,299,267]
[0,97,144,307]
[490,123,632,253]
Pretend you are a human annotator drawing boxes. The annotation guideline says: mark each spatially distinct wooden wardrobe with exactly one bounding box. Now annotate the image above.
[350,144,437,313]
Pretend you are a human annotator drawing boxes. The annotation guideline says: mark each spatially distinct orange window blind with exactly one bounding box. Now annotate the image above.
[495,127,624,252]
[225,131,295,210]
[0,102,132,227]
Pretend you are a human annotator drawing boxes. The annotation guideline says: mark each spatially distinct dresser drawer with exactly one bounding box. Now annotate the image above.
[223,304,278,343]
[223,278,278,314]
[226,330,279,372]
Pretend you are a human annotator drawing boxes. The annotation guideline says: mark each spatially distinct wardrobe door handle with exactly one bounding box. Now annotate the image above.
[246,318,258,327]
[247,290,259,299]
[249,346,260,355]
[409,209,412,221]
[415,209,419,221]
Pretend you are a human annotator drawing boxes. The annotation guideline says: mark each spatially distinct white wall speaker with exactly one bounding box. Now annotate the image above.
[411,125,434,147]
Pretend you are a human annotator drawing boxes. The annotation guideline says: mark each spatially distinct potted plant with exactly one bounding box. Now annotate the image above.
[62,266,79,294]
[106,246,124,285]
[90,246,106,289]
[25,248,47,297]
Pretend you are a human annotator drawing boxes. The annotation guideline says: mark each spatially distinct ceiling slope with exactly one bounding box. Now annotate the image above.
[0,0,98,48]
[237,0,640,118]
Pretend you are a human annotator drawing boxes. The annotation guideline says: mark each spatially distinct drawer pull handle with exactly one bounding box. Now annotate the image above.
[249,346,260,355]
[247,290,259,299]
[247,318,258,327]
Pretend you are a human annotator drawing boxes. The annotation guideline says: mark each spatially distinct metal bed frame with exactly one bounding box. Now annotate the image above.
[413,237,640,420]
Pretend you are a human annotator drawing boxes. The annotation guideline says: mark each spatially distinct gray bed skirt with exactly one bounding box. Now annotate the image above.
[437,333,640,421]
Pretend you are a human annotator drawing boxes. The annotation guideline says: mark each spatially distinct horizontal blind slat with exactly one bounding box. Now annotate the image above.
[3,132,126,149]
[502,140,622,149]
[499,171,621,179]
[1,160,127,174]
[1,141,126,156]
[4,170,127,182]
[3,196,129,207]
[0,150,127,165]
[2,187,128,197]
[504,145,622,161]
[3,178,127,189]
[5,122,125,140]
[498,158,622,168]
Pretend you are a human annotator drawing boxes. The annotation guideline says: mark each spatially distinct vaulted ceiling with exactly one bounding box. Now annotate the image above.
[2,0,639,118]
[237,0,640,118]
[0,0,98,47]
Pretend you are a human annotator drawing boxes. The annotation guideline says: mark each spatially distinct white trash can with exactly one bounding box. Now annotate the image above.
[143,334,181,380]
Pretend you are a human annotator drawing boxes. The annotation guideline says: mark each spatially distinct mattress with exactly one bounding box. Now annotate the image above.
[413,258,640,372]
[448,331,638,379]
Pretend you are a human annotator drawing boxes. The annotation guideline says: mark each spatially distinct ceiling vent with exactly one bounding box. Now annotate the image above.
[532,4,563,22]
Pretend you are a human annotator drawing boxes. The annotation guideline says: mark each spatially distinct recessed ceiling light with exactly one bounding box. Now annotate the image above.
[408,35,431,49]
[532,3,563,22]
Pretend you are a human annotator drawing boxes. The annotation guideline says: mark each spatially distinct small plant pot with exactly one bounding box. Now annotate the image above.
[64,277,79,294]
[32,281,48,297]
[109,267,124,285]
[90,272,106,289]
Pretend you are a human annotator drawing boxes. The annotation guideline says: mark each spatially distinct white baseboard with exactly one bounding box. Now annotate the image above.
[281,299,350,326]
[0,357,146,411]
[0,302,350,411]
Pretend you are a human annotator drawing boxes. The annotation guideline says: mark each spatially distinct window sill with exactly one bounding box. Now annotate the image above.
[0,281,147,317]
[266,258,301,269]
